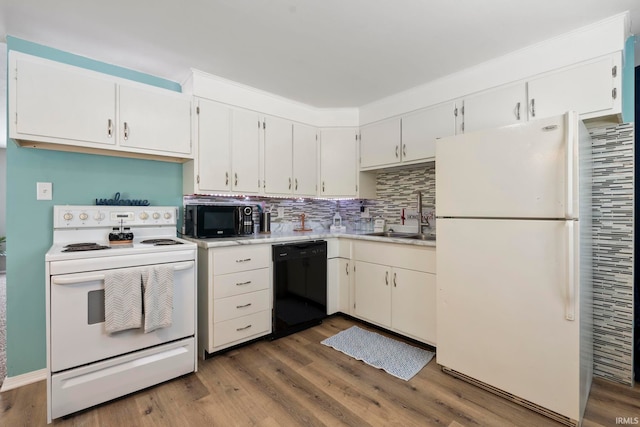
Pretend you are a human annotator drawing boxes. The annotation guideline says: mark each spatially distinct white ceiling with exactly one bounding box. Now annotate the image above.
[0,0,638,112]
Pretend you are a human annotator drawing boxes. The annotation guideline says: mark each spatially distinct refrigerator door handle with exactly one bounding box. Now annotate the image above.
[565,220,576,321]
[564,113,575,219]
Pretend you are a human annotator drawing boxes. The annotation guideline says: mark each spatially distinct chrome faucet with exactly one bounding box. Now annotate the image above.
[417,190,430,234]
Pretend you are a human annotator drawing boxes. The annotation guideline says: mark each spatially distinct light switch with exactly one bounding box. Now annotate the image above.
[37,182,53,200]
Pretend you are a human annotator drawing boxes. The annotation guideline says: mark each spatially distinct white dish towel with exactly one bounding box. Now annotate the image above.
[104,268,143,334]
[142,265,174,333]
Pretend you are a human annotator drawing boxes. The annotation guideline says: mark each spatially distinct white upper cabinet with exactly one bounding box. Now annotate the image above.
[186,99,261,195]
[13,57,116,146]
[292,123,318,197]
[527,55,620,121]
[9,52,193,162]
[119,85,192,155]
[264,116,293,195]
[359,103,456,170]
[462,83,527,134]
[320,128,358,197]
[193,99,232,193]
[359,118,401,169]
[264,118,318,196]
[230,109,262,194]
[402,102,457,162]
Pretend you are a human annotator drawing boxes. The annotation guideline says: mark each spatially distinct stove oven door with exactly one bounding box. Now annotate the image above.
[49,260,196,373]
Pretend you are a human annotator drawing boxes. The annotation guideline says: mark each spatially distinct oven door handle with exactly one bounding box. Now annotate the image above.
[51,262,194,285]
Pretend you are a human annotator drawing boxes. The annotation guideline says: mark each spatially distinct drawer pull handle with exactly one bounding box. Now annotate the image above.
[236,303,252,309]
[236,258,252,263]
[236,281,252,286]
[236,324,252,331]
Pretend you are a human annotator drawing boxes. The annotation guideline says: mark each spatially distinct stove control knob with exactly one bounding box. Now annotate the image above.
[63,212,73,221]
[79,213,89,221]
[164,212,172,220]
[139,212,149,220]
[94,212,105,221]
[152,212,160,220]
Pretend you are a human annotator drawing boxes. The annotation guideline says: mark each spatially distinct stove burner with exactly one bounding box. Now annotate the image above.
[141,239,184,246]
[62,244,111,252]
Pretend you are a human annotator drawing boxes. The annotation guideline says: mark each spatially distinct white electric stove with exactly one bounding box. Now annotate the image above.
[45,205,197,423]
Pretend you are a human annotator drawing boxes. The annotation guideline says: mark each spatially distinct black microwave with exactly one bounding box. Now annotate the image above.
[184,205,254,238]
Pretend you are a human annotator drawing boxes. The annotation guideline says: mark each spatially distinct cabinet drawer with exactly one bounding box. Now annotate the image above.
[213,310,271,347]
[353,241,436,273]
[214,289,271,323]
[212,245,270,275]
[214,268,270,299]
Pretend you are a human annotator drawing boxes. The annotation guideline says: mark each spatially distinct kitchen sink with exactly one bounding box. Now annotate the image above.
[404,233,436,241]
[365,231,436,241]
[365,231,417,238]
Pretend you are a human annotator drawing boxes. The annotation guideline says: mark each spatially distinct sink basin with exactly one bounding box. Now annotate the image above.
[364,231,436,241]
[404,233,436,241]
[365,231,417,238]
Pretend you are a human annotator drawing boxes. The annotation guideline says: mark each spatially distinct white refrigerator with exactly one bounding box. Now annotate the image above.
[435,111,593,427]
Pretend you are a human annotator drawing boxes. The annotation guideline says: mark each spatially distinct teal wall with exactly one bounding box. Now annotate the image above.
[622,35,635,122]
[5,37,184,376]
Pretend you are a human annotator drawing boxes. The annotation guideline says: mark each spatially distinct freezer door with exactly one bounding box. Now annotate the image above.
[436,112,579,219]
[436,218,583,421]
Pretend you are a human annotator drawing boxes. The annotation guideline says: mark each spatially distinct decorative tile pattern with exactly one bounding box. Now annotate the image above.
[589,122,634,385]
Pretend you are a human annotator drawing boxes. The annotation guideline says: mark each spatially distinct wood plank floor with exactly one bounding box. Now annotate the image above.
[1,316,639,426]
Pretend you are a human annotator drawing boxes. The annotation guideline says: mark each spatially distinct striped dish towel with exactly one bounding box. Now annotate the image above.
[104,268,143,333]
[142,265,174,333]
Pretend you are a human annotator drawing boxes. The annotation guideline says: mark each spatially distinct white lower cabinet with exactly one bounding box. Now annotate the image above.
[327,239,353,315]
[197,245,272,356]
[353,241,436,346]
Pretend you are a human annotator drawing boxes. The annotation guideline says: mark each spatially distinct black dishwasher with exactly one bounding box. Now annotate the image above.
[272,240,327,339]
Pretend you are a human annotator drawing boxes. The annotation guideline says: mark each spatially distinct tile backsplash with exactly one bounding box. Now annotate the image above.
[184,162,436,233]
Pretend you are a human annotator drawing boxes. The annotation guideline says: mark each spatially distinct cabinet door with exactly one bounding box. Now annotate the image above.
[119,85,192,155]
[354,261,391,327]
[231,109,262,194]
[402,102,455,162]
[264,116,293,194]
[196,99,232,192]
[293,123,318,197]
[359,118,401,169]
[13,58,116,146]
[527,56,616,120]
[320,128,357,197]
[336,258,353,314]
[391,268,436,345]
[463,83,526,133]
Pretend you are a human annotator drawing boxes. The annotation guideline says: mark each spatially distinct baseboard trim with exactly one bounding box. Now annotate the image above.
[0,368,47,392]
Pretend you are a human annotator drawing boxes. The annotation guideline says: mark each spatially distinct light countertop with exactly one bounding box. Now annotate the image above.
[183,230,436,249]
